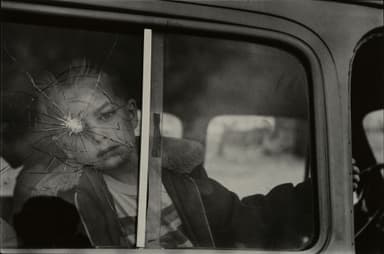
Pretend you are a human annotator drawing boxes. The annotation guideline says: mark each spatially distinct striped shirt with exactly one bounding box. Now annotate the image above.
[103,174,193,248]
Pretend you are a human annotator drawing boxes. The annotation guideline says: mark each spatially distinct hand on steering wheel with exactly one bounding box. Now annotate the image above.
[355,163,384,239]
[352,158,361,192]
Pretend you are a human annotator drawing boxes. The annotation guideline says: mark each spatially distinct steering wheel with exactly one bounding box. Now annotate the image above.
[359,163,384,179]
[355,163,384,239]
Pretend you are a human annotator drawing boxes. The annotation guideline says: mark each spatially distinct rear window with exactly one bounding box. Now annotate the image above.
[363,110,384,163]
[206,115,308,197]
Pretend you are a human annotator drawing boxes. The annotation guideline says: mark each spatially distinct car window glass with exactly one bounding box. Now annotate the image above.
[149,32,318,250]
[1,22,143,248]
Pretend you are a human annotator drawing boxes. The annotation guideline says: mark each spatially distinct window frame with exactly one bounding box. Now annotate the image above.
[150,28,325,253]
[349,28,384,168]
[1,1,349,253]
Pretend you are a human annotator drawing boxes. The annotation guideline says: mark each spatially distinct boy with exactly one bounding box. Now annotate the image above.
[13,61,316,249]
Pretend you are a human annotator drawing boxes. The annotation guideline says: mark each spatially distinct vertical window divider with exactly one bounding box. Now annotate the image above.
[136,28,152,248]
[145,32,164,248]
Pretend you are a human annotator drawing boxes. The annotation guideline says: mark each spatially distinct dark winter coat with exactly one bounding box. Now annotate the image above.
[75,164,315,249]
[14,138,315,249]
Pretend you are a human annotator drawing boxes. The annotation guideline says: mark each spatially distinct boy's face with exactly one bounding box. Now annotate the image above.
[37,74,138,171]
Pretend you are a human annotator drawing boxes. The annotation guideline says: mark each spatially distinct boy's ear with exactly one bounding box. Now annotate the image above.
[126,99,138,128]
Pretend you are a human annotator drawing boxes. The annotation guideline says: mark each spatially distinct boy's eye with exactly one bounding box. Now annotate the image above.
[98,110,116,121]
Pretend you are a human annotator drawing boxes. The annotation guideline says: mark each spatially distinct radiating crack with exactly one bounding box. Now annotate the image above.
[2,34,136,174]
[79,35,119,119]
[0,165,12,175]
[4,46,66,118]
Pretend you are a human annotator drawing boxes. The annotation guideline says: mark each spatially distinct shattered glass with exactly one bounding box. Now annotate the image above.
[1,23,143,228]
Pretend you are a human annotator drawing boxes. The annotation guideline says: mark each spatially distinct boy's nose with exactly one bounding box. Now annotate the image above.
[89,129,110,145]
[81,119,105,144]
[92,132,107,144]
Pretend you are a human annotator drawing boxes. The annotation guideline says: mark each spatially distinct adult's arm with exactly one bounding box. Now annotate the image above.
[196,172,315,250]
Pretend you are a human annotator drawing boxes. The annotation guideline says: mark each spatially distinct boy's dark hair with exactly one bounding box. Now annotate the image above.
[13,196,91,248]
[37,59,141,105]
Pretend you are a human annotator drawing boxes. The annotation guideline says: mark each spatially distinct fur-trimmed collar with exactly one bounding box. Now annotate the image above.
[19,137,205,177]
[161,137,204,174]
[15,137,205,200]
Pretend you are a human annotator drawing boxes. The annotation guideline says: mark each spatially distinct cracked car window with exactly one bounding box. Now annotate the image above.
[1,23,143,248]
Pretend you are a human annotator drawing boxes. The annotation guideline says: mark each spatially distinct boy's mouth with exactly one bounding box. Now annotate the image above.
[97,145,120,158]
